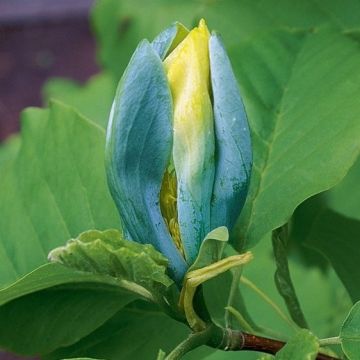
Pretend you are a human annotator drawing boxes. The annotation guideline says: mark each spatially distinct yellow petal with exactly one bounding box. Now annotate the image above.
[163,19,215,263]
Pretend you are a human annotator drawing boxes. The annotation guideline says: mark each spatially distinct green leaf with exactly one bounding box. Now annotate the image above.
[275,329,319,359]
[46,301,242,360]
[340,301,360,359]
[0,263,138,355]
[43,73,116,129]
[0,101,120,288]
[304,209,360,302]
[231,28,360,249]
[49,229,174,299]
[272,226,308,328]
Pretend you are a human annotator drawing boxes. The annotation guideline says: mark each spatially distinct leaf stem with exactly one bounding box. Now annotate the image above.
[165,326,215,360]
[210,329,340,360]
[318,336,342,346]
[240,276,299,331]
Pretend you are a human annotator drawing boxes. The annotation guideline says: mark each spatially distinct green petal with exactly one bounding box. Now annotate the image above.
[209,33,252,230]
[105,40,187,283]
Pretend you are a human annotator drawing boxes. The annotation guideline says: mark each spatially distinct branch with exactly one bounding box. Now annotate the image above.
[166,326,340,360]
[215,330,339,360]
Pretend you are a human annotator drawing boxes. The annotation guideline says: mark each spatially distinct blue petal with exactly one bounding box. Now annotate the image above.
[209,33,253,230]
[151,22,189,60]
[105,40,187,283]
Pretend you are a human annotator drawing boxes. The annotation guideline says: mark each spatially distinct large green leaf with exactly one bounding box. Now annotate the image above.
[0,101,120,288]
[0,263,137,355]
[46,300,250,360]
[46,302,189,360]
[231,28,360,249]
[340,301,360,360]
[0,231,177,356]
[43,73,116,129]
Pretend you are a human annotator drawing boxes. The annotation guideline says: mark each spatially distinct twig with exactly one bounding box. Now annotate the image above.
[219,331,340,360]
[166,326,341,360]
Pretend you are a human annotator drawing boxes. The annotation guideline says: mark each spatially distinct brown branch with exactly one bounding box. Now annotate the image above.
[166,326,340,360]
[221,331,339,360]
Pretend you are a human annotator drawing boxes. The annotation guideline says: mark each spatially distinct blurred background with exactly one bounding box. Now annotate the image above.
[0,0,97,141]
[0,2,95,357]
[2,0,360,144]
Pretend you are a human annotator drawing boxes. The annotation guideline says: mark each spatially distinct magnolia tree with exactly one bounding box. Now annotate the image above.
[1,1,360,360]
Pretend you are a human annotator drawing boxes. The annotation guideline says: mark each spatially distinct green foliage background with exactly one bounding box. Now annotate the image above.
[1,0,360,359]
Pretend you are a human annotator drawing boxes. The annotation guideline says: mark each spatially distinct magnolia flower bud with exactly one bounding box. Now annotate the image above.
[105,20,252,283]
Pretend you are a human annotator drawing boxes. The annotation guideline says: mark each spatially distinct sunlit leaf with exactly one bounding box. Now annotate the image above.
[231,28,360,249]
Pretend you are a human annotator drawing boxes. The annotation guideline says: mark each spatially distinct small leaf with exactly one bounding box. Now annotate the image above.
[49,229,174,300]
[189,226,229,271]
[340,301,360,360]
[275,329,319,360]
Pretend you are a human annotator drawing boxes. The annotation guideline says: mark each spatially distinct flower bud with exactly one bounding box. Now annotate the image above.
[105,20,252,283]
